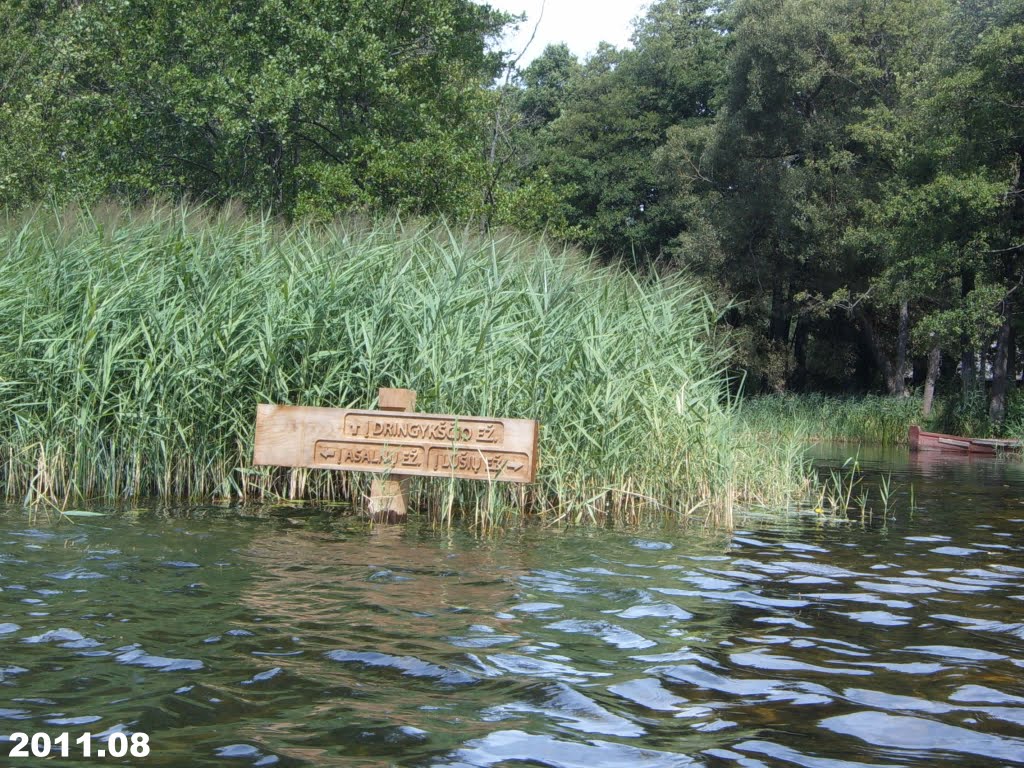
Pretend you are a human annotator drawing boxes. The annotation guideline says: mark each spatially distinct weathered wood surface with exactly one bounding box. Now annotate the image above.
[254,402,538,483]
[368,388,416,520]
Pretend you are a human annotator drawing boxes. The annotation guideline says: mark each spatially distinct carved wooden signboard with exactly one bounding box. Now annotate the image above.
[253,397,538,484]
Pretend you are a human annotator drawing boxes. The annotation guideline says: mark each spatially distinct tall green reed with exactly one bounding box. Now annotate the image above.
[739,393,923,445]
[0,202,810,523]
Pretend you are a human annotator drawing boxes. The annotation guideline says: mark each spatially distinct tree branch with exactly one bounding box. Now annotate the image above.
[986,243,1024,254]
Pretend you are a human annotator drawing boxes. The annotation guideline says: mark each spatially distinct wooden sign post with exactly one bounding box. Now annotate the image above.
[368,388,416,519]
[253,388,538,520]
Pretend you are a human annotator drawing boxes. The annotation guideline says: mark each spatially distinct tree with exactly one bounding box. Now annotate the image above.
[932,0,1024,422]
[518,43,579,127]
[2,0,509,218]
[660,0,952,392]
[508,0,731,261]
[0,1,66,207]
[854,0,1023,420]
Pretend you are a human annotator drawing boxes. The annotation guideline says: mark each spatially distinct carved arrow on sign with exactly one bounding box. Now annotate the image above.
[506,462,524,471]
[319,448,338,459]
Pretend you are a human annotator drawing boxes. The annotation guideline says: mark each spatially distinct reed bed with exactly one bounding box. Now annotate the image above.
[0,203,811,524]
[739,393,923,445]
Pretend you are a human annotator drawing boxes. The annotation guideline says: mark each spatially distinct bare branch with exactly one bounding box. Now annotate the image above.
[986,243,1024,254]
[506,0,545,77]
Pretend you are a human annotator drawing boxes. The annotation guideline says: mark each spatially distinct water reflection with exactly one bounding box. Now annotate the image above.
[0,449,1022,766]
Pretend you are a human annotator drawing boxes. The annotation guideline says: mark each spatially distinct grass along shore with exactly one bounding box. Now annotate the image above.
[0,203,813,525]
[739,394,923,445]
[739,391,1024,446]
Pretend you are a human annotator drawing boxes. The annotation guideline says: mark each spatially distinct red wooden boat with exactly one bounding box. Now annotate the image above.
[908,425,1022,455]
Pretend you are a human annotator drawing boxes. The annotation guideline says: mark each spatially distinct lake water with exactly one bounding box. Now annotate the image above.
[1,446,1023,767]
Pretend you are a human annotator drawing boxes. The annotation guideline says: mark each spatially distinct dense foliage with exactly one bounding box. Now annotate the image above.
[0,0,506,216]
[498,0,1024,427]
[2,0,1021,428]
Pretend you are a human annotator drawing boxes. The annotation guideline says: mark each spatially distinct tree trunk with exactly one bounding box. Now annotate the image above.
[769,278,789,343]
[922,345,941,418]
[790,317,809,391]
[856,307,895,393]
[1009,324,1017,392]
[960,267,977,396]
[989,300,1014,425]
[960,347,977,396]
[888,300,910,396]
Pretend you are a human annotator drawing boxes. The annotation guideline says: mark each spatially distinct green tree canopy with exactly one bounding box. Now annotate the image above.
[1,0,508,217]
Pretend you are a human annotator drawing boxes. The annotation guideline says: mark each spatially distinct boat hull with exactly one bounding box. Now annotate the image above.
[908,425,1021,454]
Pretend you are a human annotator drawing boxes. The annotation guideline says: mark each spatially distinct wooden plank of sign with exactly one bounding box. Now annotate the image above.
[253,403,538,483]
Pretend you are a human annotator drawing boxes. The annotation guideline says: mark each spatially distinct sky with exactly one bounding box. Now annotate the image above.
[479,0,651,66]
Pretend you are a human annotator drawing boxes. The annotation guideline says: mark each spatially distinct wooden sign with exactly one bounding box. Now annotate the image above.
[253,400,538,484]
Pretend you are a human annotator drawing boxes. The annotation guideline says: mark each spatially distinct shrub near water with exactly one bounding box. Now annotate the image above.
[0,204,809,523]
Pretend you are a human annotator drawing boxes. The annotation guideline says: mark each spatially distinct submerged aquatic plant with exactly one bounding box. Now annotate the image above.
[807,455,910,526]
[0,202,811,524]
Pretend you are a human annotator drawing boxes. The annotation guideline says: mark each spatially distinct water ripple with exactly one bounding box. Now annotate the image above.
[441,729,697,768]
[2,459,1023,767]
[325,649,477,685]
[821,711,1024,763]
